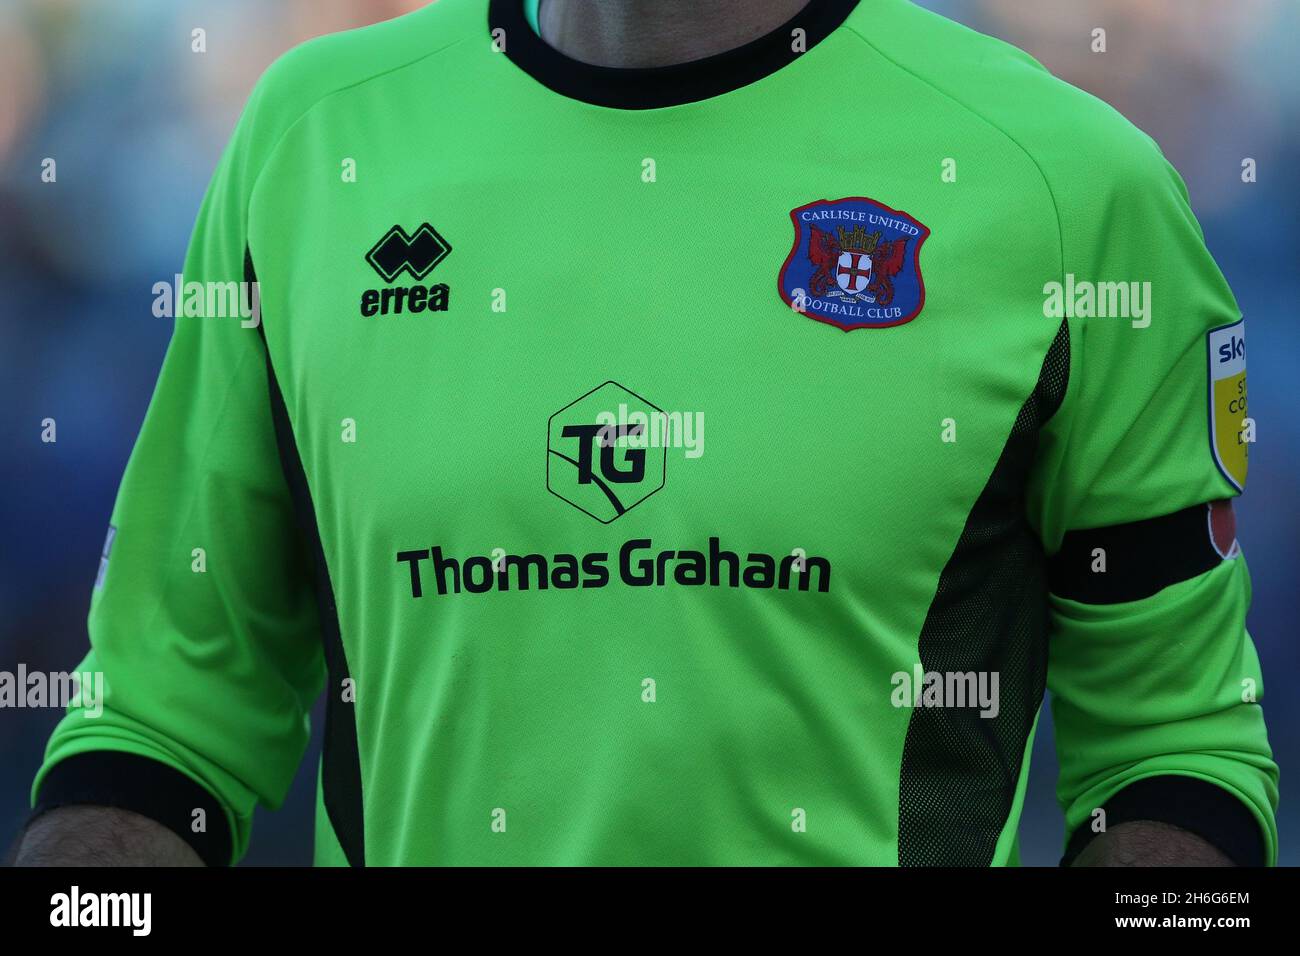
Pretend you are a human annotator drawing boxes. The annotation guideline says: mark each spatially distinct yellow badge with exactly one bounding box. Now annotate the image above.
[1208,319,1248,491]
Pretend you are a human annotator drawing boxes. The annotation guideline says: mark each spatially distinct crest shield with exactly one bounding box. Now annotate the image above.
[778,196,930,331]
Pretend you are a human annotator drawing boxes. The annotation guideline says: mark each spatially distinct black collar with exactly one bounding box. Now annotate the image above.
[489,0,862,110]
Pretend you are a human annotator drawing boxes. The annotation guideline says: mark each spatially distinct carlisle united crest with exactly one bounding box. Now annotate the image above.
[778,197,930,330]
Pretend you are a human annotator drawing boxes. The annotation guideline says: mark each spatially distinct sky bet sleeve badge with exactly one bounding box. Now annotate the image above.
[778,197,930,331]
[1207,318,1248,491]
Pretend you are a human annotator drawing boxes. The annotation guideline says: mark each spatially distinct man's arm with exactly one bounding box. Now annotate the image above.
[20,49,329,866]
[14,808,203,867]
[1072,822,1233,868]
[1026,133,1277,866]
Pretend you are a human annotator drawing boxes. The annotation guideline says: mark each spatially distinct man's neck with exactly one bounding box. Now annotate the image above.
[537,0,812,69]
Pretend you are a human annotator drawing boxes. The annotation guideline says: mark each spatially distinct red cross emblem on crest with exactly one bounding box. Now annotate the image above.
[836,251,872,294]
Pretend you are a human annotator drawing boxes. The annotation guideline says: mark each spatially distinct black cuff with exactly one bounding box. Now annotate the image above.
[1061,775,1266,867]
[32,751,232,867]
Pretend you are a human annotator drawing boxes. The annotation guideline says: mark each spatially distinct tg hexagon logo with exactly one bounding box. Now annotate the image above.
[547,382,667,523]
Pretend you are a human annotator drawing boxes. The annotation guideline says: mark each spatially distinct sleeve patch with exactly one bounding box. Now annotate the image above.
[1208,499,1240,560]
[1207,319,1247,492]
[93,524,117,591]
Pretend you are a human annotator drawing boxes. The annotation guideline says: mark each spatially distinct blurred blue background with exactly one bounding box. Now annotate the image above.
[1,0,1296,865]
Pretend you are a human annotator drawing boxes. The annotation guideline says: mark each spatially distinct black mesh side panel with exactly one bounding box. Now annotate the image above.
[248,249,367,867]
[897,321,1070,866]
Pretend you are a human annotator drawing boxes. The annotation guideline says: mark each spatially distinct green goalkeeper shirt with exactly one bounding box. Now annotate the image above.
[33,0,1277,866]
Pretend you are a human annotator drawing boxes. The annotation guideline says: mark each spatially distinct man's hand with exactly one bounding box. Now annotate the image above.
[1072,820,1235,866]
[13,806,204,867]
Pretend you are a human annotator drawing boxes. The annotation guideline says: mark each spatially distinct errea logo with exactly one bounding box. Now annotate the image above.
[361,223,452,316]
